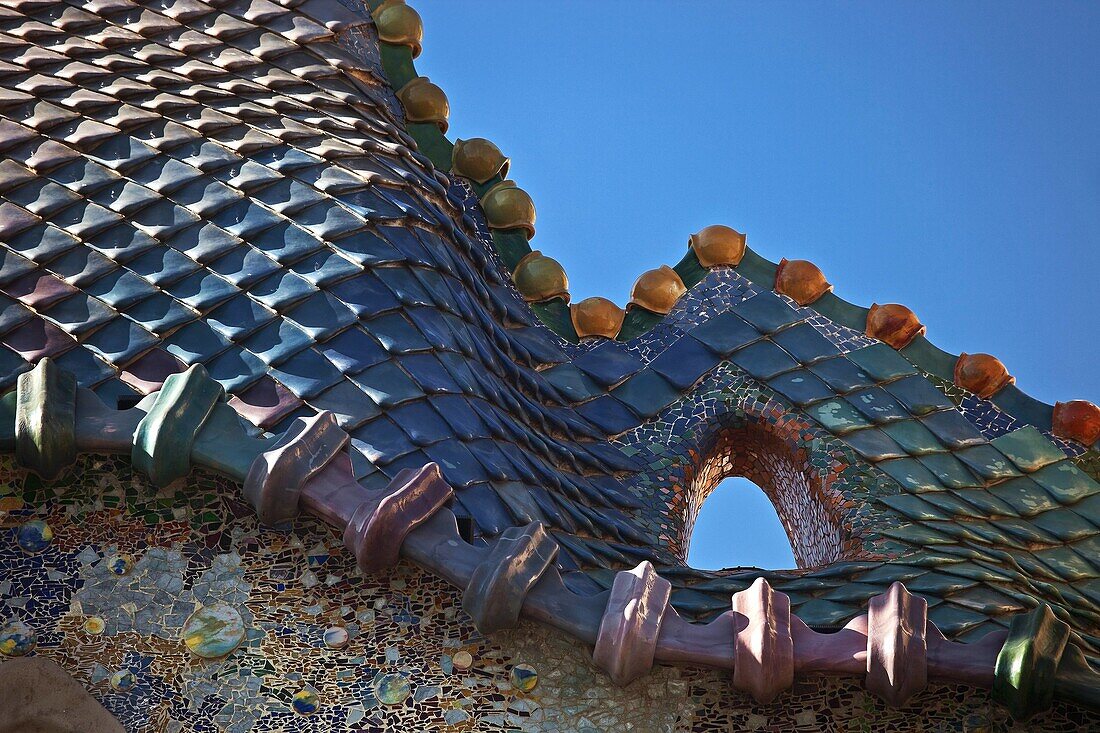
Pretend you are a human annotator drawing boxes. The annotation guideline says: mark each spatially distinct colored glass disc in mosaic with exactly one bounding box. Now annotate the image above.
[182,604,246,659]
[452,650,473,671]
[0,621,36,657]
[323,626,349,649]
[510,664,538,693]
[110,669,136,692]
[291,689,319,715]
[83,617,105,635]
[15,520,53,554]
[373,672,412,705]
[107,554,134,576]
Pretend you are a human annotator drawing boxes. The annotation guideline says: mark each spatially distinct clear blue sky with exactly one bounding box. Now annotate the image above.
[415,1,1100,570]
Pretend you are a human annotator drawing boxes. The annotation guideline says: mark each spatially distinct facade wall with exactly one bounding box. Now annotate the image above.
[2,454,1096,731]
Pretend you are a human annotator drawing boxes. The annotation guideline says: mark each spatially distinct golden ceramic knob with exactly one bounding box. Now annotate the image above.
[689,225,746,267]
[774,258,832,306]
[954,353,1014,399]
[374,2,423,58]
[571,297,625,339]
[452,138,510,184]
[1052,400,1100,445]
[629,265,687,315]
[512,250,567,303]
[865,303,925,350]
[396,77,449,133]
[481,180,536,238]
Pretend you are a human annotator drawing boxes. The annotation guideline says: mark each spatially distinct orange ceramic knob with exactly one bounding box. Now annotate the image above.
[571,297,625,339]
[865,303,925,350]
[688,225,746,267]
[774,258,832,306]
[954,353,1015,399]
[1052,400,1100,445]
[629,265,687,315]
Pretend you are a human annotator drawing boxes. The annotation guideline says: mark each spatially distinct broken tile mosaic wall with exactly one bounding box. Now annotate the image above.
[1,453,1095,732]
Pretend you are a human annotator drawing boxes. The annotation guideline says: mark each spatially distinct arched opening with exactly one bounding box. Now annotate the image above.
[687,476,796,570]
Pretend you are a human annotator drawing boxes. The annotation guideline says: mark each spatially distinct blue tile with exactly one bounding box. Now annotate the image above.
[164,271,238,311]
[53,345,115,386]
[400,352,462,394]
[208,245,281,288]
[767,369,835,406]
[84,269,158,309]
[328,229,405,266]
[166,222,242,264]
[240,318,314,366]
[572,342,642,387]
[612,369,680,418]
[389,401,453,446]
[127,246,200,287]
[847,387,910,425]
[369,312,431,354]
[284,291,357,340]
[352,416,416,462]
[649,336,719,390]
[733,291,803,333]
[689,311,761,355]
[204,346,267,392]
[164,321,234,365]
[771,322,841,364]
[455,483,512,534]
[307,379,380,429]
[249,221,325,264]
[291,250,361,288]
[206,294,276,341]
[730,339,798,380]
[920,409,988,450]
[249,270,318,311]
[82,316,158,363]
[269,347,344,399]
[44,247,118,288]
[424,440,488,487]
[126,293,195,336]
[317,326,388,374]
[350,361,424,407]
[809,356,875,393]
[329,272,399,317]
[43,294,115,336]
[211,199,284,240]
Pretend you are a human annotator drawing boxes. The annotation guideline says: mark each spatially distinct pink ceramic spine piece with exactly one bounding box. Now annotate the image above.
[341,462,454,574]
[792,613,867,675]
[244,410,347,526]
[866,581,928,707]
[593,561,672,686]
[926,623,1007,688]
[732,578,794,703]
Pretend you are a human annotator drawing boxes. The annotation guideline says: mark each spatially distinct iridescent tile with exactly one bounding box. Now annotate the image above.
[109,669,136,692]
[15,519,53,553]
[0,620,36,657]
[323,626,349,649]
[509,664,538,693]
[292,689,319,715]
[107,553,134,575]
[182,604,246,659]
[373,672,411,705]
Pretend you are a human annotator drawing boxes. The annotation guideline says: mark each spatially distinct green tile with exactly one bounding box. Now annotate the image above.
[916,452,982,489]
[846,342,917,382]
[956,444,1022,482]
[883,419,946,456]
[1035,545,1094,581]
[843,427,907,461]
[1030,461,1100,504]
[987,476,1059,517]
[991,425,1066,473]
[884,374,954,416]
[950,487,1019,517]
[881,493,943,521]
[1031,508,1097,543]
[877,457,944,492]
[806,398,873,435]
